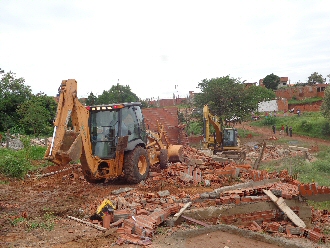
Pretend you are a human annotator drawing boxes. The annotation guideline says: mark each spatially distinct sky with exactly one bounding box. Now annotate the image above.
[1,0,330,100]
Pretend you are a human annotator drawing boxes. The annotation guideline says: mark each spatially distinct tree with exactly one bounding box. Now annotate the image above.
[0,72,32,132]
[308,72,325,85]
[263,73,280,90]
[85,92,97,106]
[195,76,255,120]
[96,83,139,104]
[17,93,57,136]
[244,86,276,109]
[321,87,330,119]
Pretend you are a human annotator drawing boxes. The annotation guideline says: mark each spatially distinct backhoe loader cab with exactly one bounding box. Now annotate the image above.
[88,103,147,159]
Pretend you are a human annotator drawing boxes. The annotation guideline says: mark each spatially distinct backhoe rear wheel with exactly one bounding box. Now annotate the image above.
[124,146,150,184]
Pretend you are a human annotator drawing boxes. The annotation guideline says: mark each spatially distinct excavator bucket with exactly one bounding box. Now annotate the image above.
[168,145,183,163]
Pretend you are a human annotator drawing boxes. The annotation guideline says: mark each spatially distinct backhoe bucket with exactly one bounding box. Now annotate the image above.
[168,145,183,163]
[49,131,82,166]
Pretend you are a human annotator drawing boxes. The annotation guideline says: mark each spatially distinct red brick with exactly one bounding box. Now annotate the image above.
[305,189,313,196]
[310,183,318,194]
[136,209,149,215]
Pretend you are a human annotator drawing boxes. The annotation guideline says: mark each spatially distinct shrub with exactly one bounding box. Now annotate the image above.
[0,151,32,178]
[321,122,330,136]
[299,120,313,132]
[262,116,276,126]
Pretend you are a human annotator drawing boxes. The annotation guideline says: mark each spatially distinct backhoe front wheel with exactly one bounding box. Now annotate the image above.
[124,146,150,184]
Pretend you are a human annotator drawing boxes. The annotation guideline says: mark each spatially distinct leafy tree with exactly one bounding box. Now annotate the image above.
[17,93,57,136]
[195,76,255,120]
[244,86,276,108]
[97,83,139,104]
[321,86,330,119]
[308,72,325,85]
[263,73,280,90]
[85,92,97,105]
[0,72,32,132]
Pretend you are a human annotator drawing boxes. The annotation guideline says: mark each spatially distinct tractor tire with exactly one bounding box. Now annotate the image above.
[159,149,168,169]
[124,146,150,184]
[80,149,103,183]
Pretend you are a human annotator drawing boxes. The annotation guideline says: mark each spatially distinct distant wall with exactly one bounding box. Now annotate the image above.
[258,100,278,112]
[148,98,187,107]
[288,101,322,112]
[275,84,328,100]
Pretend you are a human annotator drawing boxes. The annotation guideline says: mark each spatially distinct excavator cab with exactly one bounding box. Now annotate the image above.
[223,128,238,147]
[88,103,147,159]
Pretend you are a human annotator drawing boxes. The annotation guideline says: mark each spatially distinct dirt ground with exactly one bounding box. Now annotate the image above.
[0,122,329,248]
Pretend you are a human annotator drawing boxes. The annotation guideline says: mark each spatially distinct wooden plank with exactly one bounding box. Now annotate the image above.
[173,202,192,221]
[181,215,211,227]
[68,215,107,231]
[254,141,266,170]
[263,190,306,228]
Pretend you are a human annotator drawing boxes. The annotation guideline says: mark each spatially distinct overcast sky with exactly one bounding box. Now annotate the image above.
[1,0,330,100]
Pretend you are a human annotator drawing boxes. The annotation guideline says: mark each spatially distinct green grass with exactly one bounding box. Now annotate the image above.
[259,147,330,187]
[307,201,330,211]
[0,137,48,178]
[11,217,26,226]
[238,129,260,138]
[27,212,55,231]
[0,151,32,178]
[288,97,323,105]
[250,112,330,140]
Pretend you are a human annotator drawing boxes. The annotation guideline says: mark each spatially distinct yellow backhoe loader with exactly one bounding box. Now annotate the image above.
[44,79,182,183]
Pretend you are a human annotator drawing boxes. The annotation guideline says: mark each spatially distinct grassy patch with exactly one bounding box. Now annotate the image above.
[238,128,260,138]
[250,112,330,140]
[259,152,330,186]
[0,138,48,178]
[307,201,330,211]
[0,151,32,178]
[11,217,26,226]
[28,211,55,231]
[288,97,322,105]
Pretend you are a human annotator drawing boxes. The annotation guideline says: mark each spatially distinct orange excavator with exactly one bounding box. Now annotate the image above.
[44,79,182,183]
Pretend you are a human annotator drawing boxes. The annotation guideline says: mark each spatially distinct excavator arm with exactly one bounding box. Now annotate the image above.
[202,105,223,149]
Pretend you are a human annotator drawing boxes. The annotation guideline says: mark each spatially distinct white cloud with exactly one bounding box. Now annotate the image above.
[1,0,330,100]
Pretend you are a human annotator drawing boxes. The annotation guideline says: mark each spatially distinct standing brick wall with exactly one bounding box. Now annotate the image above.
[275,84,328,100]
[288,101,322,112]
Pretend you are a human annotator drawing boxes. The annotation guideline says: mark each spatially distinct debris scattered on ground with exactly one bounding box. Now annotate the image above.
[59,146,330,246]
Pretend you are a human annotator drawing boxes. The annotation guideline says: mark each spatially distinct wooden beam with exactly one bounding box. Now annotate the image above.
[68,215,107,231]
[173,202,192,221]
[263,190,306,228]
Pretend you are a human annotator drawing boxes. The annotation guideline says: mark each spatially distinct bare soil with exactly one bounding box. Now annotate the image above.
[1,122,329,248]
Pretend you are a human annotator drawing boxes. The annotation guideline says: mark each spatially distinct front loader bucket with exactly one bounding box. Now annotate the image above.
[168,145,183,163]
